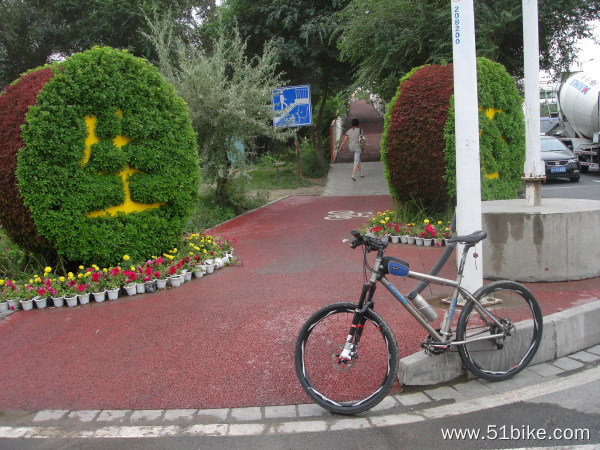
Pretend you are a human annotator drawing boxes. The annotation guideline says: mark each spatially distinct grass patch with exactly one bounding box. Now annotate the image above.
[247,165,321,190]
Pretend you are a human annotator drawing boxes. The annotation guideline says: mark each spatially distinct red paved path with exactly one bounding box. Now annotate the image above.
[1,195,599,411]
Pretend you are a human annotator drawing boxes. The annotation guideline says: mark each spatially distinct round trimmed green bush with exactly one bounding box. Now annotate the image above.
[11,47,200,266]
[381,58,525,210]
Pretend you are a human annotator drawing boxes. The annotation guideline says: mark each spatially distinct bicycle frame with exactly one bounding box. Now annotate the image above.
[361,243,508,348]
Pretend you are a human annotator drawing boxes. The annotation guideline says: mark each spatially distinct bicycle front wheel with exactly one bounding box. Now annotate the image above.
[294,302,399,415]
[457,280,543,381]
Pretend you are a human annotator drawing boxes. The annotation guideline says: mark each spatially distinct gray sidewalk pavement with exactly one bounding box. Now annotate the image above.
[2,345,599,438]
[324,161,390,196]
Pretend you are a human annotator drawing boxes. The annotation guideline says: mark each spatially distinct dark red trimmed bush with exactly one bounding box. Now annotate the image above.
[0,67,55,252]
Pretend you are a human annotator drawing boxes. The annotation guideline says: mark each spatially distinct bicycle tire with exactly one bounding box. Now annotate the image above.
[294,302,399,415]
[457,280,543,381]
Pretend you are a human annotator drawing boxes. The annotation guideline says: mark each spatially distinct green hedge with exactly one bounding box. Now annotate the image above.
[382,58,525,210]
[14,47,200,266]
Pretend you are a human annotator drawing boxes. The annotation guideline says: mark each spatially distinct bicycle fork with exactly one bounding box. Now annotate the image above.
[339,282,376,362]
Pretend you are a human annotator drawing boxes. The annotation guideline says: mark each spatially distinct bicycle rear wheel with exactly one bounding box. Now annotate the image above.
[294,302,399,415]
[457,280,543,381]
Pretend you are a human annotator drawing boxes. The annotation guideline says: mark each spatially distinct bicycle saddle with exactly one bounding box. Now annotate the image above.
[447,230,487,245]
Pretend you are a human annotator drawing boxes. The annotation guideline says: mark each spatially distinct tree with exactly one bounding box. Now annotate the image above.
[144,12,291,205]
[0,0,216,88]
[336,0,600,102]
[217,0,353,165]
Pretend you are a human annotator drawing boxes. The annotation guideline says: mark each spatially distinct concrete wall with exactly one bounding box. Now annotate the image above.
[481,198,600,282]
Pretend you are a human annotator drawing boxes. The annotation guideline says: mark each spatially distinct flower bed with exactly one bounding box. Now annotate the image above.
[0,232,239,312]
[363,210,454,247]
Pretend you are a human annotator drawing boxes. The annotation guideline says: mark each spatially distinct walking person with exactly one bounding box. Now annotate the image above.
[337,118,365,181]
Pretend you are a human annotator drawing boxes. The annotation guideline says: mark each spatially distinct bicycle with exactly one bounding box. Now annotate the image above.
[294,229,543,415]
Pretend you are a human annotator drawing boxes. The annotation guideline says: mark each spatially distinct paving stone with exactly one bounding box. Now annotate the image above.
[568,350,600,363]
[585,345,600,356]
[129,410,163,422]
[370,396,401,412]
[424,385,463,401]
[163,409,198,421]
[96,410,131,422]
[527,362,565,377]
[230,406,262,422]
[264,405,296,419]
[67,410,100,422]
[33,410,68,422]
[297,403,331,418]
[196,408,229,422]
[551,356,585,371]
[451,380,494,396]
[396,391,430,406]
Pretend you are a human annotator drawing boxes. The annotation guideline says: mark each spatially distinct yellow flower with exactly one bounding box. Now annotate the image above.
[380,220,385,224]
[44,266,52,273]
[84,272,91,278]
[79,265,84,270]
[123,255,130,261]
[130,265,135,271]
[59,276,65,282]
[77,274,82,279]
[0,280,4,286]
[385,217,390,221]
[424,219,430,224]
[35,277,41,283]
[438,221,442,225]
[203,249,207,254]
[68,272,74,278]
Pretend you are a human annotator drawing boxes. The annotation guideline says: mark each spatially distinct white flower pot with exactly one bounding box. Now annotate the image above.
[400,235,408,244]
[415,237,424,246]
[423,238,433,247]
[170,275,183,288]
[136,282,146,294]
[193,270,204,279]
[406,236,416,245]
[156,278,167,289]
[21,299,34,311]
[206,264,215,274]
[107,289,119,300]
[93,291,106,302]
[390,235,400,244]
[51,296,65,307]
[78,293,90,305]
[125,284,137,296]
[0,301,9,313]
[184,271,192,282]
[34,296,48,309]
[65,295,78,307]
[7,298,20,310]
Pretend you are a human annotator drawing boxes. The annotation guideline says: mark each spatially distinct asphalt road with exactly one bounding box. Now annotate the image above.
[542,170,600,200]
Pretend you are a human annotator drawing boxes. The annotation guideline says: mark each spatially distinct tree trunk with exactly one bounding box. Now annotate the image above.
[215,173,229,205]
[311,92,329,165]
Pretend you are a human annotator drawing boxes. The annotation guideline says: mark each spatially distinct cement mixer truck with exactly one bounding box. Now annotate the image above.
[547,71,600,173]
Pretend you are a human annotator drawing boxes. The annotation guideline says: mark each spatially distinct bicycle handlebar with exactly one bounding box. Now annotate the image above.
[349,229,388,252]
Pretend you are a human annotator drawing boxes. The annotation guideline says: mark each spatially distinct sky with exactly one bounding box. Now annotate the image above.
[573,20,600,74]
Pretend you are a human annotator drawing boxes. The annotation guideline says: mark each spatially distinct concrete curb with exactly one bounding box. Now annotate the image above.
[398,299,600,386]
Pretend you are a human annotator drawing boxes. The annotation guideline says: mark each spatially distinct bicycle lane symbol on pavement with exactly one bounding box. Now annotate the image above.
[324,211,373,220]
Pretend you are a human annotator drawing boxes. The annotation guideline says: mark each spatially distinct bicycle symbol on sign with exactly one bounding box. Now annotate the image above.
[324,211,373,220]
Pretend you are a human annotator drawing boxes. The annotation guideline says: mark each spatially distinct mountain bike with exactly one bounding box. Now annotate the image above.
[294,229,543,415]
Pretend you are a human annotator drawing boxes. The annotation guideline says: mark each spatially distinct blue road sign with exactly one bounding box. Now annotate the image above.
[271,85,312,127]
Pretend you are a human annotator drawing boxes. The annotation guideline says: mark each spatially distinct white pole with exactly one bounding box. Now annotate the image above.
[522,0,545,205]
[451,0,483,291]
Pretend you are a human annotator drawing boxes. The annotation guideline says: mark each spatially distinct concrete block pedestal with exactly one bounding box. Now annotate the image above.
[481,198,600,282]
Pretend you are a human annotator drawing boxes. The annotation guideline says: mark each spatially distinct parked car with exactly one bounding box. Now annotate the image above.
[541,136,581,182]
